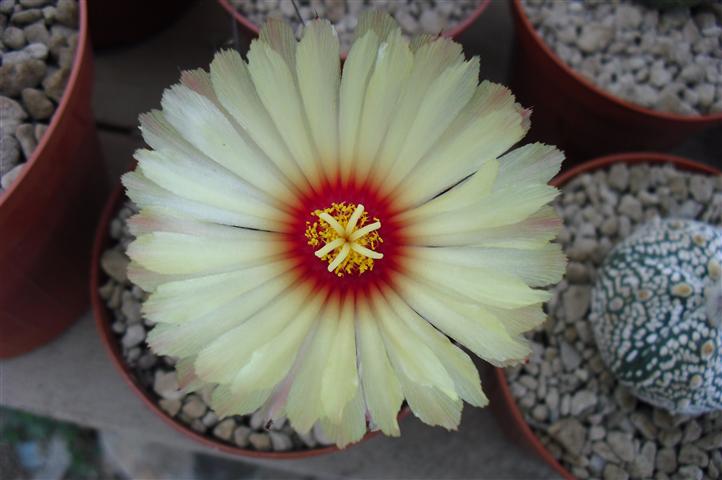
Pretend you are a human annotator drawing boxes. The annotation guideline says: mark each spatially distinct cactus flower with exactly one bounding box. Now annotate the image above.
[123,12,566,448]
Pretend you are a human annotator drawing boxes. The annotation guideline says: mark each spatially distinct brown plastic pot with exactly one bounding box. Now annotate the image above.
[510,0,722,162]
[92,180,409,458]
[88,0,195,49]
[487,152,722,480]
[217,0,492,56]
[0,0,108,358]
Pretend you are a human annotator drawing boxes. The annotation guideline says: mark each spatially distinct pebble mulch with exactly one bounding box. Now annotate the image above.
[229,0,483,52]
[521,0,722,116]
[505,163,722,480]
[98,201,336,453]
[0,0,78,193]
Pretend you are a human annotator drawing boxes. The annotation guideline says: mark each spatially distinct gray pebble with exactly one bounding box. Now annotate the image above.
[0,95,27,137]
[248,432,272,451]
[682,420,702,443]
[212,418,236,441]
[2,25,25,48]
[571,390,597,416]
[656,447,677,473]
[697,431,722,450]
[268,431,293,451]
[41,67,70,102]
[54,0,77,28]
[101,249,129,283]
[0,163,24,189]
[549,418,586,456]
[23,20,48,44]
[631,412,658,440]
[10,8,41,25]
[679,444,709,467]
[676,465,703,480]
[233,426,251,448]
[0,135,20,176]
[0,59,46,96]
[15,122,36,158]
[21,87,53,119]
[121,324,145,348]
[33,122,46,142]
[562,285,591,323]
[158,398,181,417]
[607,431,635,463]
[618,195,643,222]
[630,442,656,478]
[603,463,628,480]
[182,395,207,419]
[560,340,582,371]
[153,370,183,401]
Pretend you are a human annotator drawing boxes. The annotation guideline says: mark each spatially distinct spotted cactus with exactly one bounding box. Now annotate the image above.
[591,218,722,415]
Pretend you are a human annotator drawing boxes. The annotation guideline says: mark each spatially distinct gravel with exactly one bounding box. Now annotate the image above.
[505,163,722,479]
[229,0,483,52]
[521,0,722,116]
[98,202,337,453]
[0,0,78,193]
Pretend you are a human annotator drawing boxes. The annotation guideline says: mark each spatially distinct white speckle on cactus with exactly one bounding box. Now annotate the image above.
[590,218,722,415]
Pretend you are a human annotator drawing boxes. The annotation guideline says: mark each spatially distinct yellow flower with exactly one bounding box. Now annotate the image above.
[124,11,566,448]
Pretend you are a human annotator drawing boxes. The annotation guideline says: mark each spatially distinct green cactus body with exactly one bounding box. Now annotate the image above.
[591,219,722,415]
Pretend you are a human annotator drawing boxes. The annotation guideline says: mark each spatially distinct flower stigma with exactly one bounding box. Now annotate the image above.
[305,202,384,276]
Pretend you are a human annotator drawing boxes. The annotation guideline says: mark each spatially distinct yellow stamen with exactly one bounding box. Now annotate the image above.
[304,202,384,276]
[348,221,381,242]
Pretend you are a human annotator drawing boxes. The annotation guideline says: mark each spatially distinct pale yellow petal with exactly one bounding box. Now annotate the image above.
[127,231,285,275]
[398,159,499,223]
[354,28,413,185]
[320,294,359,422]
[160,84,293,201]
[296,20,340,175]
[383,288,487,407]
[286,296,339,433]
[211,385,272,418]
[247,40,321,188]
[123,171,269,230]
[494,143,564,191]
[356,298,403,436]
[134,148,290,228]
[405,205,562,248]
[339,31,380,183]
[406,243,566,288]
[318,386,367,449]
[192,282,310,383]
[403,258,550,308]
[370,287,457,399]
[395,275,531,365]
[142,260,292,325]
[230,290,325,392]
[148,272,293,358]
[209,49,309,190]
[396,81,527,208]
[402,184,558,239]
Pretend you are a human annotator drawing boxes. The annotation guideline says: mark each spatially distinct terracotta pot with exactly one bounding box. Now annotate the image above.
[488,152,722,480]
[92,180,409,458]
[510,0,722,163]
[0,0,108,358]
[88,0,196,49]
[217,0,492,57]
